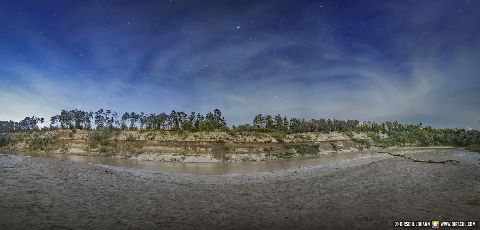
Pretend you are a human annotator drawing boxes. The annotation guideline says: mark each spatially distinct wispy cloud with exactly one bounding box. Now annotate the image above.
[0,0,478,129]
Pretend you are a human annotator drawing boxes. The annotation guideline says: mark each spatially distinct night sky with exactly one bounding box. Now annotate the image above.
[0,0,479,128]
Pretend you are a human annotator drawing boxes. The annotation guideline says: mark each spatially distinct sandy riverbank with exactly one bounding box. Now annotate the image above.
[1,149,479,229]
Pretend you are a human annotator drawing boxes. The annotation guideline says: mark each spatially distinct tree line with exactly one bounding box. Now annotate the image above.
[1,110,479,148]
[234,113,427,133]
[48,109,227,131]
[233,113,480,147]
[235,114,363,133]
[0,117,44,133]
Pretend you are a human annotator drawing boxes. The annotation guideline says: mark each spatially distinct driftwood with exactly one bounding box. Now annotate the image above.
[379,151,460,165]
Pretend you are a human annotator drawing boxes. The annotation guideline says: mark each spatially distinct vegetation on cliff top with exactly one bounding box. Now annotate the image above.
[1,108,479,152]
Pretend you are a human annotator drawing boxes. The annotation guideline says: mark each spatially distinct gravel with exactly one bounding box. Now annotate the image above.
[1,149,479,229]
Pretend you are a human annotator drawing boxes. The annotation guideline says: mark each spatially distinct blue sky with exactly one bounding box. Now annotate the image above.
[0,0,479,128]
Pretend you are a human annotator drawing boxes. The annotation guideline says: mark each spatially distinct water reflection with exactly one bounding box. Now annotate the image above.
[11,150,385,175]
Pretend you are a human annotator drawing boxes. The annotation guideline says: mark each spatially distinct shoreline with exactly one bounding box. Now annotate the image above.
[1,145,457,163]
[0,149,390,176]
[0,146,466,177]
[1,148,479,229]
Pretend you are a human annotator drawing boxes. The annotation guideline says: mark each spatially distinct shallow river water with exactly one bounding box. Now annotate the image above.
[11,150,385,175]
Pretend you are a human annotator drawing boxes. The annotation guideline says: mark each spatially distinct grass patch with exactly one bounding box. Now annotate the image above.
[466,199,480,206]
[263,146,275,152]
[345,131,354,139]
[271,150,295,159]
[28,136,54,151]
[284,143,319,156]
[244,131,265,138]
[465,144,480,153]
[226,129,237,137]
[352,138,371,149]
[293,134,311,141]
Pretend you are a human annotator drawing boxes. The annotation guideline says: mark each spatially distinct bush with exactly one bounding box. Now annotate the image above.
[29,136,54,151]
[270,132,286,143]
[330,143,338,151]
[0,134,10,147]
[89,129,113,147]
[345,131,354,139]
[126,134,136,142]
[367,131,381,142]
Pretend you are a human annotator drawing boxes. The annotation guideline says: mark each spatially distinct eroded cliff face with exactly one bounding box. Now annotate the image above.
[0,130,374,162]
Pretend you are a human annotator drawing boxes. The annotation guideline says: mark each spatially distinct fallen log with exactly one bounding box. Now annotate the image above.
[378,151,460,165]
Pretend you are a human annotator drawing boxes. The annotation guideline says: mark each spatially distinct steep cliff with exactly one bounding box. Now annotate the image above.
[0,130,374,162]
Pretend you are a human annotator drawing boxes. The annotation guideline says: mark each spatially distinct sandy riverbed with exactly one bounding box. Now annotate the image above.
[1,149,479,229]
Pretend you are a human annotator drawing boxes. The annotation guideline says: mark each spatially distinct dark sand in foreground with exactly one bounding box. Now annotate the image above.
[1,149,479,229]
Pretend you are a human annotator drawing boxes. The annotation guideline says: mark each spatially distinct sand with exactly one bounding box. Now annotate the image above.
[0,149,479,229]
